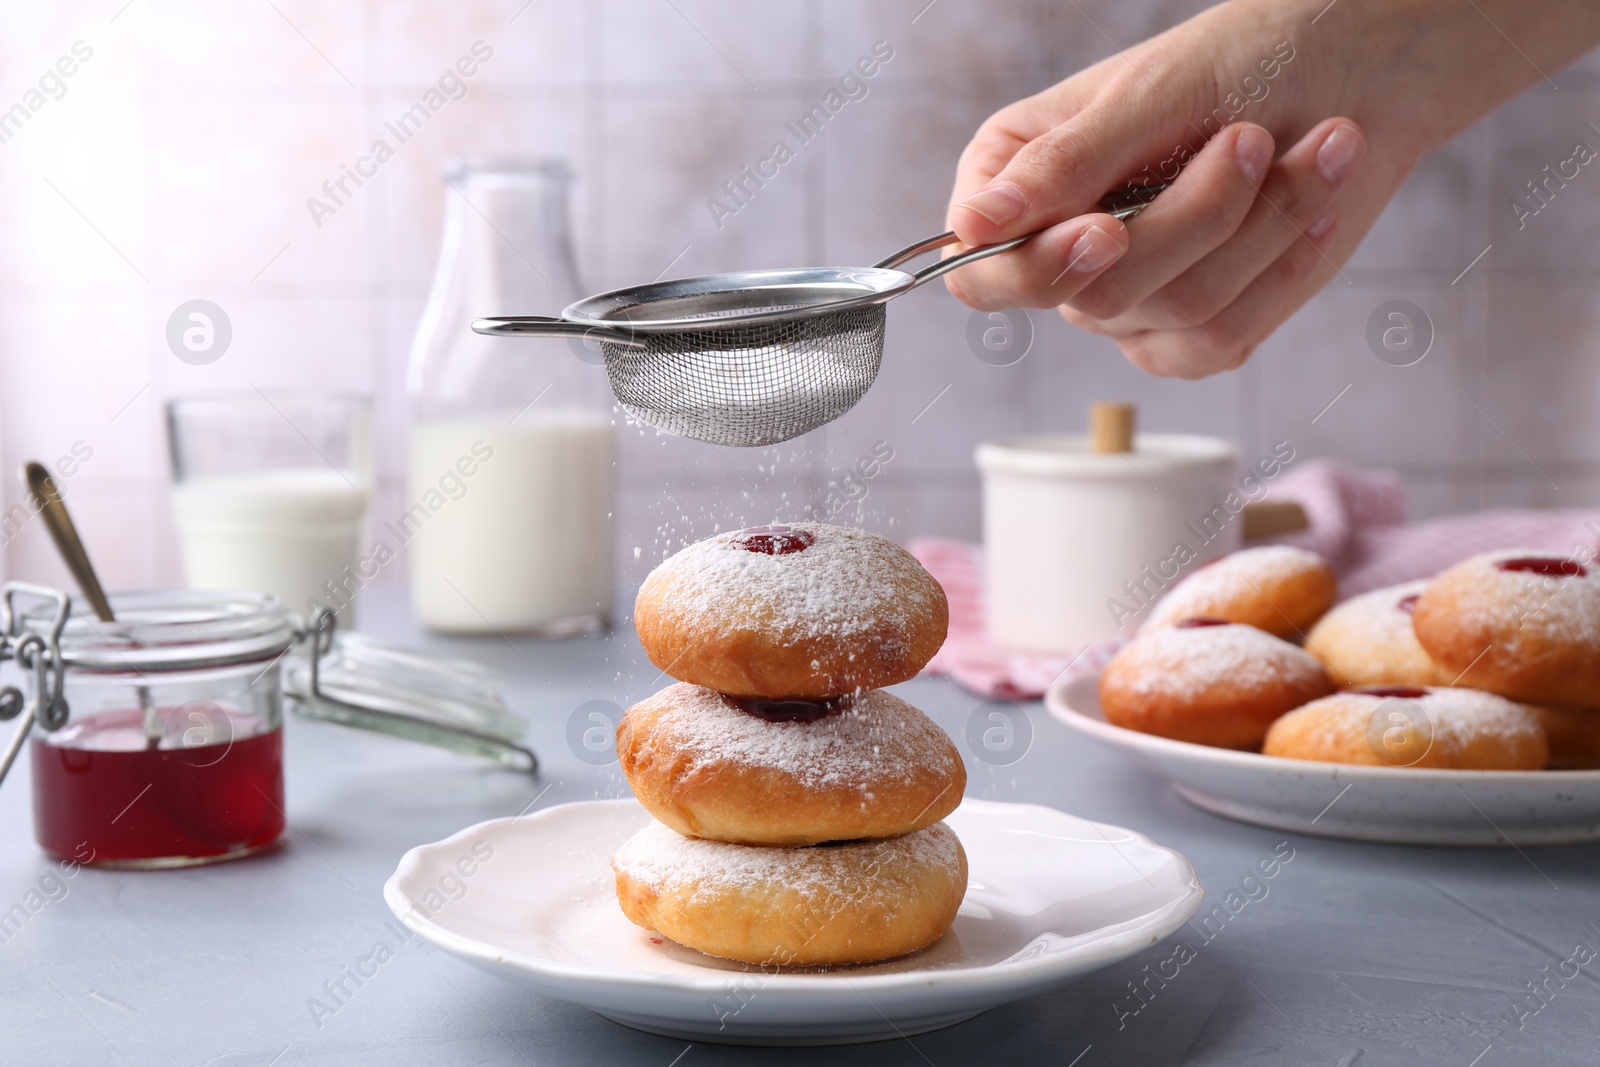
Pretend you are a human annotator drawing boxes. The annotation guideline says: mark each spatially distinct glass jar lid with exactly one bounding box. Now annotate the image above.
[284,627,534,772]
[0,586,537,789]
[22,589,296,672]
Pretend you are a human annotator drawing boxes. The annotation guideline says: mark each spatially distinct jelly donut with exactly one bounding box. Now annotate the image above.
[1263,686,1548,770]
[1303,580,1454,688]
[1141,546,1337,641]
[1530,705,1600,770]
[617,683,965,846]
[1098,619,1335,750]
[613,820,967,966]
[634,523,948,699]
[1412,549,1600,707]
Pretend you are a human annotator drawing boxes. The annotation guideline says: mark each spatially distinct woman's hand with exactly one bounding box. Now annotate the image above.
[945,0,1600,378]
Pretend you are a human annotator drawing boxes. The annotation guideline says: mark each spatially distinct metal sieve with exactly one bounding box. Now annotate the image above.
[473,188,1159,447]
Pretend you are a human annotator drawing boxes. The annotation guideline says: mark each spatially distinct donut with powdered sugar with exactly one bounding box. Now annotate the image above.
[1530,705,1600,769]
[1141,545,1337,641]
[1263,686,1547,769]
[1412,548,1600,707]
[1099,619,1335,750]
[612,819,967,966]
[633,522,948,699]
[1304,580,1454,688]
[616,682,965,846]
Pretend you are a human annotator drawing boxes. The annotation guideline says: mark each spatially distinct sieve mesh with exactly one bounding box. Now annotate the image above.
[601,304,885,447]
[478,202,1165,447]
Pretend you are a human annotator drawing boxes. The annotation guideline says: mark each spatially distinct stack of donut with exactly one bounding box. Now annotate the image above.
[610,522,969,966]
[1098,544,1600,770]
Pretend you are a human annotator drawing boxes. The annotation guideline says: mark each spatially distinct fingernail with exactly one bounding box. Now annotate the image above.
[1065,225,1126,274]
[959,181,1027,227]
[1316,124,1364,185]
[1234,125,1272,186]
[1306,208,1337,239]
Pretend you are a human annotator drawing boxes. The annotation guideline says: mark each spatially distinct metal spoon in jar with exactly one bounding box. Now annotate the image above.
[23,463,163,748]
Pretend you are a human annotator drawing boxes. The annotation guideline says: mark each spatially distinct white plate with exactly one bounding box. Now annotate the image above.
[383,798,1203,1046]
[1046,670,1600,845]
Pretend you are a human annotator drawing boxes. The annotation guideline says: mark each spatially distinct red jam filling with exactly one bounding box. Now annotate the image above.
[730,525,814,555]
[1354,686,1429,700]
[723,694,847,723]
[1175,617,1231,628]
[1397,594,1420,614]
[1495,556,1586,578]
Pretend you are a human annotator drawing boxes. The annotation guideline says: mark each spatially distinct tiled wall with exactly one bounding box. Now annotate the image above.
[2,1,1598,609]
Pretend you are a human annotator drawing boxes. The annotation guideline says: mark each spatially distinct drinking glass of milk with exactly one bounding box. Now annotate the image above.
[407,156,613,635]
[167,392,373,621]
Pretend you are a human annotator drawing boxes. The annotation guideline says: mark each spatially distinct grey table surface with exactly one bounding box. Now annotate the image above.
[2,584,1597,1067]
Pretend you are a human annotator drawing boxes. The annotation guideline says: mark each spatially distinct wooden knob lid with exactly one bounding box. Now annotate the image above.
[1090,402,1135,454]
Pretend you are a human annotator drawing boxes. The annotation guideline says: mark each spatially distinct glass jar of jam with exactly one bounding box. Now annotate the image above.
[20,588,295,870]
[0,584,536,871]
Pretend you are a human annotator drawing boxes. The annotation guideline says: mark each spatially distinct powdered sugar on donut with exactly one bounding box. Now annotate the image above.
[1308,580,1434,673]
[1143,545,1328,632]
[1299,688,1542,756]
[613,818,963,897]
[1327,580,1432,633]
[1439,548,1600,647]
[1116,623,1326,700]
[642,522,940,643]
[632,683,960,790]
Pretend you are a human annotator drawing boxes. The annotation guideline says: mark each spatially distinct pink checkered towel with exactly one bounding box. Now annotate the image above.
[911,460,1600,700]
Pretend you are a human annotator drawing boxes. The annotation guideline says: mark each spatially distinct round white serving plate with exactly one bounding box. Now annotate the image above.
[383,797,1203,1046]
[1046,670,1600,846]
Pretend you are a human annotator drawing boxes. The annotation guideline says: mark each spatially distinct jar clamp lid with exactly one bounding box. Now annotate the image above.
[0,583,537,789]
[0,583,70,787]
[286,608,537,773]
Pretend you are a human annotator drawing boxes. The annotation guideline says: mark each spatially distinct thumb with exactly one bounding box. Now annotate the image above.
[952,95,1199,246]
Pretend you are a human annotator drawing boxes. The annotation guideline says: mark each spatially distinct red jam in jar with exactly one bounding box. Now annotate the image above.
[19,589,294,869]
[32,707,283,866]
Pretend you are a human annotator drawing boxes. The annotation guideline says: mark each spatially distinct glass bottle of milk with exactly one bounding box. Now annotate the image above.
[406,157,613,634]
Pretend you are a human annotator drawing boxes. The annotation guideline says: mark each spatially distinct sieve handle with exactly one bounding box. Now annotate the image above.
[877,181,1167,287]
[891,233,1032,289]
[471,316,648,348]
